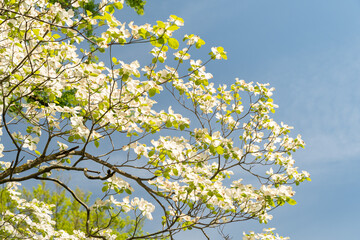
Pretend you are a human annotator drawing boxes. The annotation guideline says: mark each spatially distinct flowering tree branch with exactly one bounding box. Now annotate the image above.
[0,0,309,239]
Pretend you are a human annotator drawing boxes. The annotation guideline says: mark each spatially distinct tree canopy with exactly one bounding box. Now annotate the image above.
[0,182,141,239]
[0,0,310,239]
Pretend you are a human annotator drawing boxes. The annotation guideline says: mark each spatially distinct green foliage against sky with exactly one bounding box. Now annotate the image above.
[49,0,146,15]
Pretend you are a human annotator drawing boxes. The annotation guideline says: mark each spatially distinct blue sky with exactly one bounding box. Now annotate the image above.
[116,0,360,239]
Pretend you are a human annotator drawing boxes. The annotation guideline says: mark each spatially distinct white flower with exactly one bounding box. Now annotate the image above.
[57,141,68,151]
[211,47,222,59]
[23,135,40,151]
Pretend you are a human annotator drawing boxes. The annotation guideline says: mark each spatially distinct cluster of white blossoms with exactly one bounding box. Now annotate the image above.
[0,182,101,239]
[243,228,290,240]
[0,0,309,238]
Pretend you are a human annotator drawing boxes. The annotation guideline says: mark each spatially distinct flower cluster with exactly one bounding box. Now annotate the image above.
[243,228,290,240]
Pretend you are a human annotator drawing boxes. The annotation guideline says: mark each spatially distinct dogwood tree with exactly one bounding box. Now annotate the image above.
[0,0,310,239]
[0,182,141,238]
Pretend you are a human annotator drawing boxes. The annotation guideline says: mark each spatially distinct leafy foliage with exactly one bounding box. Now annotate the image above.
[0,0,309,239]
[0,182,140,239]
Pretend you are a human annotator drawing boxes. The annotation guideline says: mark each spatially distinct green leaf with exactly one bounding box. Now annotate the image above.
[170,15,184,25]
[216,146,224,155]
[217,46,224,52]
[13,74,22,80]
[105,5,115,14]
[287,198,297,205]
[157,37,166,45]
[149,88,156,97]
[156,21,166,28]
[138,28,148,39]
[167,25,179,31]
[195,39,205,49]
[150,36,162,47]
[104,12,112,22]
[78,23,87,30]
[102,185,109,192]
[166,121,172,128]
[164,172,170,179]
[94,140,99,148]
[86,10,93,17]
[114,2,123,9]
[148,149,155,157]
[52,34,61,39]
[154,170,162,176]
[33,28,40,36]
[168,38,179,49]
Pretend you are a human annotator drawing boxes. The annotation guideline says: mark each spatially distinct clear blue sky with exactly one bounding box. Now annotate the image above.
[115,0,360,239]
